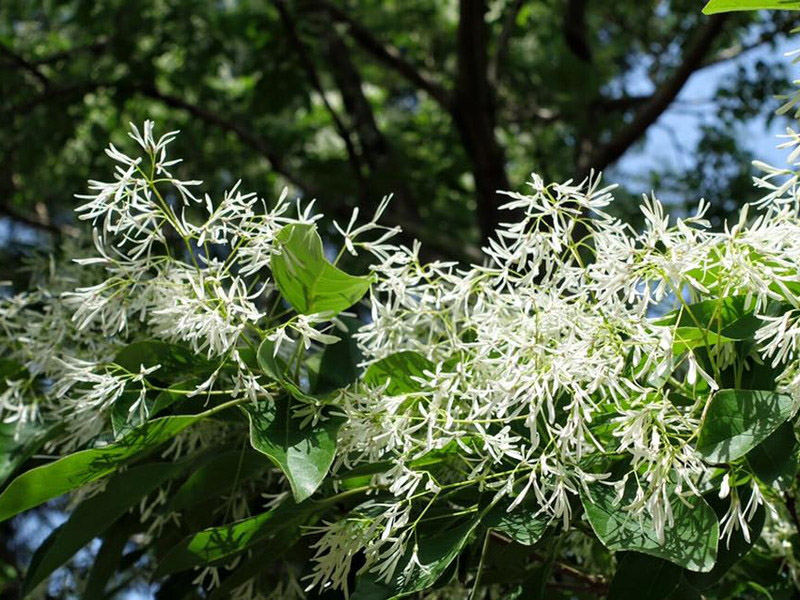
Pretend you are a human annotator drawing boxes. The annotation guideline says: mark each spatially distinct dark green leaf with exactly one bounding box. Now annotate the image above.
[314,317,362,394]
[256,338,315,402]
[746,422,798,487]
[608,553,681,600]
[581,481,718,572]
[156,500,315,575]
[169,448,267,511]
[83,516,140,600]
[684,486,766,590]
[270,223,372,315]
[244,397,344,502]
[697,389,794,463]
[114,341,211,380]
[482,498,547,546]
[0,414,200,522]
[363,351,434,395]
[352,517,482,599]
[0,421,55,487]
[23,462,182,594]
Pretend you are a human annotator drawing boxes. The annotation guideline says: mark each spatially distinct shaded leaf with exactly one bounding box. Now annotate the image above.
[156,500,315,576]
[684,486,766,590]
[244,398,344,502]
[363,351,434,395]
[23,462,181,594]
[581,481,718,572]
[697,389,794,463]
[0,414,200,521]
[608,552,681,600]
[352,516,482,599]
[482,498,547,546]
[746,422,798,488]
[169,448,267,511]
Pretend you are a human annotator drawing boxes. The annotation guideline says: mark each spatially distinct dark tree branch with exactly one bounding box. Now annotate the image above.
[489,0,526,85]
[313,0,452,109]
[272,0,367,192]
[134,84,321,197]
[563,0,592,63]
[578,14,728,176]
[0,42,50,90]
[453,0,511,243]
[31,40,109,65]
[0,203,65,235]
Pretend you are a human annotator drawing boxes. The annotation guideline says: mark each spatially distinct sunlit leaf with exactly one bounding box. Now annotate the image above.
[271,223,372,315]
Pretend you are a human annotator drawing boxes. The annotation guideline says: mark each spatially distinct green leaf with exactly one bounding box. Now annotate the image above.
[352,516,482,599]
[672,327,736,354]
[697,389,794,463]
[169,448,267,511]
[114,340,211,380]
[363,351,434,395]
[314,317,363,394]
[746,422,798,487]
[23,462,181,594]
[256,337,317,403]
[0,421,55,487]
[0,414,200,522]
[654,296,760,338]
[482,498,547,546]
[156,500,315,575]
[581,481,718,572]
[83,516,140,600]
[270,223,372,315]
[703,0,800,13]
[684,487,766,590]
[244,397,344,502]
[608,553,682,600]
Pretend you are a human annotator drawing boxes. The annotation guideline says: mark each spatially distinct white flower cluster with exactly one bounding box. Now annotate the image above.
[6,121,800,597]
[312,158,800,589]
[0,121,356,452]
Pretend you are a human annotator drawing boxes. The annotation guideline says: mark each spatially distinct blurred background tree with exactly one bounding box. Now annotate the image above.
[1,1,800,597]
[2,1,798,260]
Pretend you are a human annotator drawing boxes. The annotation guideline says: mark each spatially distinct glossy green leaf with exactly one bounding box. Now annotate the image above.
[608,553,682,600]
[703,0,800,13]
[156,500,314,575]
[363,351,434,395]
[672,327,735,354]
[270,223,372,315]
[697,389,794,463]
[169,448,267,511]
[315,317,362,394]
[654,296,760,337]
[23,462,181,594]
[352,516,482,599]
[684,487,766,590]
[0,414,200,522]
[581,481,718,572]
[0,421,55,487]
[244,397,344,502]
[482,498,547,546]
[114,340,211,379]
[746,422,798,487]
